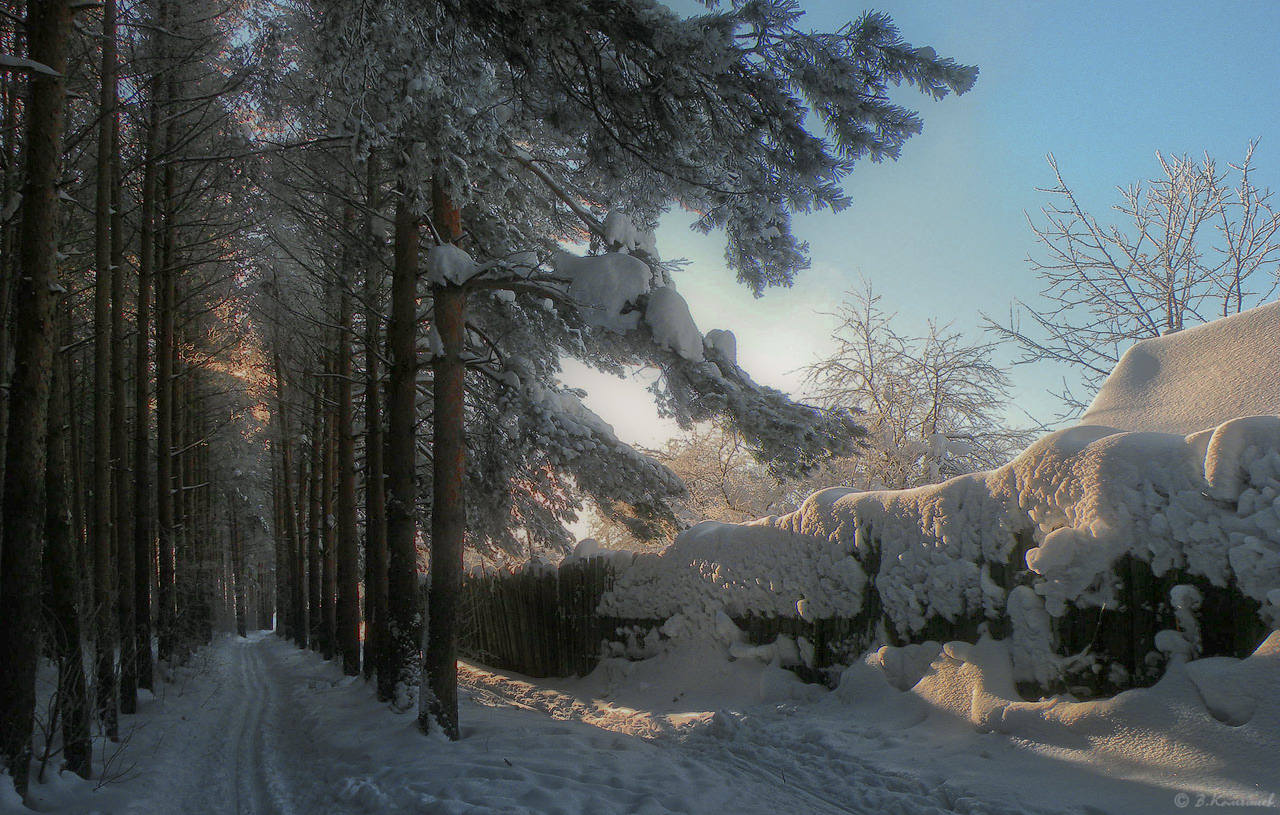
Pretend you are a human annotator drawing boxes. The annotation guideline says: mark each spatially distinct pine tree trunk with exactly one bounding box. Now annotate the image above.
[92,0,121,740]
[273,353,300,641]
[0,42,20,508]
[293,384,309,647]
[336,267,361,675]
[184,380,208,645]
[0,0,71,796]
[173,353,188,650]
[362,156,390,695]
[385,188,422,710]
[43,320,91,778]
[134,101,158,691]
[321,356,337,660]
[307,376,324,651]
[423,281,465,741]
[155,100,178,669]
[271,453,282,631]
[231,508,246,637]
[112,144,136,717]
[422,180,466,739]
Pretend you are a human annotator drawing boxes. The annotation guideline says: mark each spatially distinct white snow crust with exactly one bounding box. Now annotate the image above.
[1079,299,1280,434]
[23,627,1278,815]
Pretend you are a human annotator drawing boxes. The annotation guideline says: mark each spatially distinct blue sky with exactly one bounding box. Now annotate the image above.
[569,0,1280,447]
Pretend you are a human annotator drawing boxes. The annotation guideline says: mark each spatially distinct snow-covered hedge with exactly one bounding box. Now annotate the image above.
[600,302,1280,693]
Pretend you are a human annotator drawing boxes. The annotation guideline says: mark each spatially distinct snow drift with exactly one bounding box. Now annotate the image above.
[601,301,1280,693]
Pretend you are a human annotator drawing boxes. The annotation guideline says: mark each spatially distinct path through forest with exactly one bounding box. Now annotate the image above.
[56,633,1093,815]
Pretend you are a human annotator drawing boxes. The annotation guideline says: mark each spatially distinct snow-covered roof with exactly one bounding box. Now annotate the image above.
[1079,300,1280,435]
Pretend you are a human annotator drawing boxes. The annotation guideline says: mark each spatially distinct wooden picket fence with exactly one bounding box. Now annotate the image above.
[459,557,619,678]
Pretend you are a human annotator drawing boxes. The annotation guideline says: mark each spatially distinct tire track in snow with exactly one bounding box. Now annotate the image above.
[231,639,274,815]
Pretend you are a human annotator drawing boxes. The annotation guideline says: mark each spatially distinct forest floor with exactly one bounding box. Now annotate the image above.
[12,631,1275,815]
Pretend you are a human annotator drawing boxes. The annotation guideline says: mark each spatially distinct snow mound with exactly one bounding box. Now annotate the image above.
[603,303,1280,688]
[1080,300,1280,434]
[840,631,1280,800]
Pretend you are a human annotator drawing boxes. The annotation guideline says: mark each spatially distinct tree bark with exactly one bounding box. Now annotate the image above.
[0,0,71,796]
[155,60,178,668]
[422,281,465,741]
[336,262,361,675]
[385,187,421,710]
[92,0,121,739]
[321,357,337,660]
[273,352,301,642]
[134,99,158,691]
[362,158,390,697]
[0,32,21,508]
[307,374,324,651]
[112,135,136,718]
[230,505,246,637]
[43,319,91,779]
[293,379,309,647]
[422,180,466,739]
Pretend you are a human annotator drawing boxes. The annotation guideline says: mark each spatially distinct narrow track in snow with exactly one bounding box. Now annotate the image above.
[232,641,275,815]
[172,634,300,815]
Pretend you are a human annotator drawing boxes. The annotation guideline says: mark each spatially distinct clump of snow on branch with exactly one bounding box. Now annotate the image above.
[425,243,480,286]
[600,520,868,625]
[603,210,658,260]
[555,251,651,334]
[526,382,618,443]
[644,286,704,362]
[703,329,737,366]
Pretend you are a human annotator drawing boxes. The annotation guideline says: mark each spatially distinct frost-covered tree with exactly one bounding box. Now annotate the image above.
[264,0,977,739]
[658,426,791,524]
[987,145,1280,414]
[804,281,1031,489]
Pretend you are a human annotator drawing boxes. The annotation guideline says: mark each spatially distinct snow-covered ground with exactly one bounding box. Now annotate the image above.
[10,630,1277,814]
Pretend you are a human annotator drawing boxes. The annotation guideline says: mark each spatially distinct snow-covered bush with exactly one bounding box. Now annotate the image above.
[601,302,1280,694]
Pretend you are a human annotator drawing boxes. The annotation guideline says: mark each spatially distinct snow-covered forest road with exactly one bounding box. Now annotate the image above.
[178,634,992,815]
[180,637,292,814]
[37,629,1272,815]
[41,632,1080,815]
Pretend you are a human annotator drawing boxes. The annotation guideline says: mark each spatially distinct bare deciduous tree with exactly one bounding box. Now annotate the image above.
[988,145,1280,414]
[805,281,1030,489]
